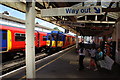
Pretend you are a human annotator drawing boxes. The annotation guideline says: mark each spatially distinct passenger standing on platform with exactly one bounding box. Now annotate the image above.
[92,41,96,49]
[78,41,85,70]
[78,47,85,70]
[78,41,85,48]
[87,47,98,71]
[96,48,105,62]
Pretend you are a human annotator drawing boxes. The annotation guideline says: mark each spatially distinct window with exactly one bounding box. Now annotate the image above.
[68,37,70,42]
[72,38,75,41]
[1,30,7,40]
[53,35,57,40]
[43,36,46,41]
[48,34,51,40]
[15,33,25,41]
[51,33,57,40]
[58,35,62,41]
[21,34,25,37]
[65,37,67,41]
[3,32,7,40]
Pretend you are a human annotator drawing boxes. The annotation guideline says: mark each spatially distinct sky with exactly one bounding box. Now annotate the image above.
[0,4,76,36]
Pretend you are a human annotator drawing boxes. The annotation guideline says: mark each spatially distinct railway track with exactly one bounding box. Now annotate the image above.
[1,45,75,76]
[1,45,75,79]
[1,52,48,75]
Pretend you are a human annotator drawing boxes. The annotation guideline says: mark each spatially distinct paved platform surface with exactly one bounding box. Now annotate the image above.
[35,48,120,79]
[2,47,120,80]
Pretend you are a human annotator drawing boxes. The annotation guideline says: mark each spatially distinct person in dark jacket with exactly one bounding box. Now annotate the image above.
[78,41,85,48]
[78,47,85,70]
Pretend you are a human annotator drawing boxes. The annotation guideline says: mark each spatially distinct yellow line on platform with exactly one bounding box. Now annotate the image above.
[19,51,68,80]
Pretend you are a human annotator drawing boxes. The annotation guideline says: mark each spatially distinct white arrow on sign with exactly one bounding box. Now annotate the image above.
[41,6,102,17]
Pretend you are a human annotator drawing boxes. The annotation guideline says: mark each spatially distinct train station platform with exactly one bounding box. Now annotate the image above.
[2,46,120,80]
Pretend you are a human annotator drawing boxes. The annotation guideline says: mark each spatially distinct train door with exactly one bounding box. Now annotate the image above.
[46,33,52,47]
[51,33,57,47]
[1,30,7,52]
[57,34,63,48]
[36,31,40,47]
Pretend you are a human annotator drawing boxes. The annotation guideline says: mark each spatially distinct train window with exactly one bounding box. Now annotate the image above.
[43,36,46,41]
[68,37,70,42]
[53,35,57,40]
[51,33,57,40]
[2,33,7,40]
[48,34,51,40]
[15,33,20,36]
[65,37,67,41]
[15,33,25,41]
[72,38,75,41]
[58,35,62,41]
[21,34,25,37]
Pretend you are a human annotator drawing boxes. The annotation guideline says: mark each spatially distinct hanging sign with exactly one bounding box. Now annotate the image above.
[41,6,102,17]
[58,21,85,27]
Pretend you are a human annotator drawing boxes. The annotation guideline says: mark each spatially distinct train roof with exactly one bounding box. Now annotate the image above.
[35,30,47,34]
[0,13,54,31]
[47,30,75,37]
[1,24,25,32]
[1,24,46,34]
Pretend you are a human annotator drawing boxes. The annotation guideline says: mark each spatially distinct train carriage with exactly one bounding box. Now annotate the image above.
[1,24,48,53]
[35,31,47,52]
[46,31,64,51]
[0,24,26,53]
[46,31,75,52]
[63,34,75,48]
[0,23,76,60]
[0,24,47,61]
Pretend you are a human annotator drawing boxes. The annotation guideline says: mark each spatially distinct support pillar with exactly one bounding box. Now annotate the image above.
[106,16,108,21]
[115,21,120,64]
[111,26,116,60]
[85,16,87,21]
[112,26,116,41]
[103,36,108,42]
[95,15,97,21]
[94,36,99,45]
[25,1,36,78]
[76,34,79,49]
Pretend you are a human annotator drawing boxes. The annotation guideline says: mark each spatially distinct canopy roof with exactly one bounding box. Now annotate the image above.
[1,0,119,36]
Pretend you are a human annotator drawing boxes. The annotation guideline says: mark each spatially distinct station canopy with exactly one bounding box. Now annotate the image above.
[1,0,120,36]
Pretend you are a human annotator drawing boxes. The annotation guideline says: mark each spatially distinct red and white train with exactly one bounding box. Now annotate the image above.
[1,24,76,60]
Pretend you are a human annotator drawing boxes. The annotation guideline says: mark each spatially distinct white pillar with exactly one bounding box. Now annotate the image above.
[85,16,87,21]
[25,1,36,78]
[95,15,97,21]
[76,34,79,49]
[115,21,120,64]
[112,26,116,41]
[106,16,108,21]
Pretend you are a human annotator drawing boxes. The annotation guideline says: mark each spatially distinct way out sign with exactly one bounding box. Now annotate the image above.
[41,6,102,17]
